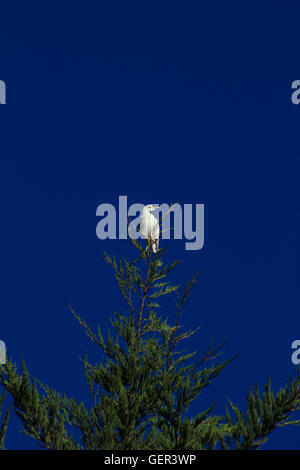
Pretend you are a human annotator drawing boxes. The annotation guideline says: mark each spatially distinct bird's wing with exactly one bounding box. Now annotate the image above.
[140,212,150,238]
[150,214,160,239]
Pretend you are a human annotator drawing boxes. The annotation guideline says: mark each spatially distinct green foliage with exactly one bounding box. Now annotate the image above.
[0,360,80,449]
[223,373,300,449]
[0,238,300,449]
[0,389,11,450]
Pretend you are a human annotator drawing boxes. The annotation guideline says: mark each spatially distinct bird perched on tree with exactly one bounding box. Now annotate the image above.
[140,204,159,253]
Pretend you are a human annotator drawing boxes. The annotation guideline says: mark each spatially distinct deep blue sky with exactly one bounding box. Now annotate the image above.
[0,1,300,450]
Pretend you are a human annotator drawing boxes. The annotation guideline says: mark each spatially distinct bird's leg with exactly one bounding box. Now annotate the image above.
[141,241,149,259]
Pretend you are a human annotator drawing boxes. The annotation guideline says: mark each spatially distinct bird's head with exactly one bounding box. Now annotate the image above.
[145,204,159,212]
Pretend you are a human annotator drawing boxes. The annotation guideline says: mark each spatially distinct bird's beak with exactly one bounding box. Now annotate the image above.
[151,205,159,210]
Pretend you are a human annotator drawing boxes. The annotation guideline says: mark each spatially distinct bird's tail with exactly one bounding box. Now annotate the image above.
[152,239,158,253]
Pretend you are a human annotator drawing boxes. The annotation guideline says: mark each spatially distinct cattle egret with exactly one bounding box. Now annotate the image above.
[140,204,159,253]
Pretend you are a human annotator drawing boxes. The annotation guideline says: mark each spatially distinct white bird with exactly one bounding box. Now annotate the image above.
[140,204,159,253]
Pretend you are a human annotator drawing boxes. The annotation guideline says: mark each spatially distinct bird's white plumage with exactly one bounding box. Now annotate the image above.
[140,204,159,253]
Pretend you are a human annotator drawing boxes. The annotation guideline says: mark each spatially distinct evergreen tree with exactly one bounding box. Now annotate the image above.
[0,238,300,449]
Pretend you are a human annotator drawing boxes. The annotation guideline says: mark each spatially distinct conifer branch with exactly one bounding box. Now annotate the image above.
[0,240,300,450]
